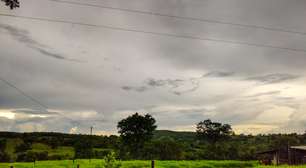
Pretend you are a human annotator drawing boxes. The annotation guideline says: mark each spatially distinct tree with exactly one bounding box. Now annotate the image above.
[117,113,157,159]
[1,0,19,9]
[196,119,233,144]
[0,139,10,162]
[142,138,184,160]
[73,138,93,159]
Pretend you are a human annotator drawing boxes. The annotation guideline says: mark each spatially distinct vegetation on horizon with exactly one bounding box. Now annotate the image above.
[1,113,306,164]
[0,159,259,168]
[2,159,306,168]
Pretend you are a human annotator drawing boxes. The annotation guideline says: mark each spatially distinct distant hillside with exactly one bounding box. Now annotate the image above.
[0,130,194,139]
[154,130,196,142]
[1,130,305,161]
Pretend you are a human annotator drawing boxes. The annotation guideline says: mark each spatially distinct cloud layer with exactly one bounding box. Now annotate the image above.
[1,0,306,134]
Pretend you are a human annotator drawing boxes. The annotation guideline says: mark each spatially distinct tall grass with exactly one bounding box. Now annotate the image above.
[1,160,306,168]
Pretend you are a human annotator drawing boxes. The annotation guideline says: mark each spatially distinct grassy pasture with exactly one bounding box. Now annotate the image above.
[1,160,305,168]
[30,143,75,159]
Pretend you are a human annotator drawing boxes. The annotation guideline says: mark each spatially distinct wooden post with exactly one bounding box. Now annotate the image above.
[77,164,80,168]
[151,160,155,168]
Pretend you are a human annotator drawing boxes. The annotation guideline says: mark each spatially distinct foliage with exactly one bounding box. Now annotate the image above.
[1,0,19,9]
[74,138,93,159]
[142,138,184,160]
[117,113,157,159]
[2,120,306,161]
[94,149,113,159]
[0,160,260,168]
[196,119,233,143]
[0,140,10,162]
[16,151,48,162]
[15,142,31,153]
[102,152,121,168]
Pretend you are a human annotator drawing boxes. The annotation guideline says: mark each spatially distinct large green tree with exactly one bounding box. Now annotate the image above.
[117,113,157,159]
[196,119,233,144]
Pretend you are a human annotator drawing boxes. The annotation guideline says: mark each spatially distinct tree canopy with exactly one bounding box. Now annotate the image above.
[117,113,157,159]
[196,119,233,143]
[1,0,19,9]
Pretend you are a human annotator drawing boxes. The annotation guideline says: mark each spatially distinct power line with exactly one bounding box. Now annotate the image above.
[1,13,306,53]
[0,76,48,109]
[50,0,306,36]
[0,76,83,127]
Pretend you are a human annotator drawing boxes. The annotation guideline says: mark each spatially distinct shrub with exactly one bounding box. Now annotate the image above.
[0,151,11,162]
[103,152,121,168]
[16,151,48,162]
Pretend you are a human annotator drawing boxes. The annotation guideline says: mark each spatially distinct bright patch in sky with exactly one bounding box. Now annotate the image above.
[0,110,15,119]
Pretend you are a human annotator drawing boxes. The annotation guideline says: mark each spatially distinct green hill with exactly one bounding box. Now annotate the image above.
[153,130,196,142]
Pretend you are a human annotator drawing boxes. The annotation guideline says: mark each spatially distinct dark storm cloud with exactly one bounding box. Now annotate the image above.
[246,73,299,84]
[0,24,84,63]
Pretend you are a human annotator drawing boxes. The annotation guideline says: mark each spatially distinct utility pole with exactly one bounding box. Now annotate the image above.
[90,126,93,135]
[89,126,93,163]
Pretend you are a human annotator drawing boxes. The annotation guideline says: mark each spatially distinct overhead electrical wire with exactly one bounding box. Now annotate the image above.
[0,76,48,110]
[0,76,82,126]
[50,0,306,36]
[1,13,306,53]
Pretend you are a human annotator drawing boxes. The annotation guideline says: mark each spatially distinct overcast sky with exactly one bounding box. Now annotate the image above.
[1,0,306,135]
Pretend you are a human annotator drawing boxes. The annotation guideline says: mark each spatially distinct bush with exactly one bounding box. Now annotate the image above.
[0,151,11,162]
[48,154,65,160]
[16,151,48,162]
[94,149,113,159]
[15,142,31,153]
[142,139,184,160]
[103,152,121,168]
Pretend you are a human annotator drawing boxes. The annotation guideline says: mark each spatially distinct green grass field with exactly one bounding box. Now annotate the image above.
[1,160,306,168]
[29,143,75,159]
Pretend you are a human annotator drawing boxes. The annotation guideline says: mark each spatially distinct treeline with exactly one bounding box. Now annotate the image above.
[1,113,306,162]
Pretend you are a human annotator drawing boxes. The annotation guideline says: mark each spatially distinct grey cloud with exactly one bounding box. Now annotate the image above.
[203,71,235,78]
[122,70,236,95]
[12,109,59,115]
[121,86,148,92]
[146,78,184,88]
[246,73,299,84]
[276,97,295,101]
[245,91,281,98]
[0,24,84,63]
[131,105,216,127]
[122,77,201,95]
[33,47,85,63]
[123,71,234,95]
[0,24,45,48]
[14,116,52,125]
[2,0,306,134]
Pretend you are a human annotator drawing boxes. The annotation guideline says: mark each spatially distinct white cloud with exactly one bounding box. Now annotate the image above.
[69,127,78,134]
[0,110,15,119]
